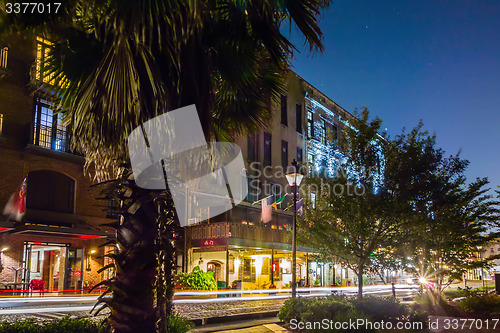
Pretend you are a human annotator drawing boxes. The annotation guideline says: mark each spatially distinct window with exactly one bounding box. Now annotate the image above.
[33,97,68,152]
[307,109,314,138]
[281,140,288,170]
[264,132,272,166]
[280,95,287,126]
[318,118,327,144]
[26,170,75,213]
[0,46,7,69]
[297,147,303,163]
[296,104,302,132]
[35,37,56,84]
[0,113,3,136]
[102,245,116,280]
[247,133,258,162]
[331,124,338,141]
[106,198,120,219]
[308,152,315,174]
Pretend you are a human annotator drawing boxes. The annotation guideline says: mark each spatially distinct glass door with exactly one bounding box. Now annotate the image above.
[65,247,84,290]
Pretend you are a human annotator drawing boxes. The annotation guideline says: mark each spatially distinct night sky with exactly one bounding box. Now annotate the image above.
[288,0,500,191]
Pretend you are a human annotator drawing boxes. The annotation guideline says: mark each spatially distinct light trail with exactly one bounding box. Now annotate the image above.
[0,284,419,314]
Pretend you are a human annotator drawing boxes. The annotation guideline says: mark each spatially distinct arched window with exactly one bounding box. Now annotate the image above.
[27,170,75,213]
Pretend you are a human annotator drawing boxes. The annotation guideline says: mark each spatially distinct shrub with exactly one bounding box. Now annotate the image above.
[176,266,217,290]
[278,295,427,332]
[414,291,459,316]
[278,296,370,333]
[0,317,107,333]
[166,313,193,333]
[458,293,500,315]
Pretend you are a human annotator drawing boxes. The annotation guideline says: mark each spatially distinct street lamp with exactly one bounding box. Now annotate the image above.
[285,159,304,298]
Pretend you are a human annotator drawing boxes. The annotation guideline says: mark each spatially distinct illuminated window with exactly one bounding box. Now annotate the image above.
[0,113,3,136]
[0,46,7,68]
[307,109,314,138]
[35,37,55,84]
[33,97,68,152]
[103,245,116,280]
[318,118,326,144]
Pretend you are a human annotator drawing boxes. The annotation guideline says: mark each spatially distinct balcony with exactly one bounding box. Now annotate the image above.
[187,222,291,246]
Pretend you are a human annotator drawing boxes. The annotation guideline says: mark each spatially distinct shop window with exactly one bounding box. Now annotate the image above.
[296,103,302,133]
[280,95,287,126]
[263,132,272,167]
[33,97,68,152]
[27,170,75,213]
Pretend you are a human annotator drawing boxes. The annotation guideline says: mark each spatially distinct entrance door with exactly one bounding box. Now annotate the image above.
[207,261,222,282]
[23,242,66,291]
[65,248,84,290]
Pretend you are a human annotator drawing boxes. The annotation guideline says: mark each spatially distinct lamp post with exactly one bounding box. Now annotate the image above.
[286,159,303,298]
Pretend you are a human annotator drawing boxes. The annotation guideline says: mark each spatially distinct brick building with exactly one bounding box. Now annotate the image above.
[0,33,114,293]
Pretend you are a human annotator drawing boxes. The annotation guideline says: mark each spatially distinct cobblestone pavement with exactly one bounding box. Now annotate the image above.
[174,299,287,320]
[0,298,286,323]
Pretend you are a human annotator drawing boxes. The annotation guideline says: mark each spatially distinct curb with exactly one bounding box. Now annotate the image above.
[191,310,279,326]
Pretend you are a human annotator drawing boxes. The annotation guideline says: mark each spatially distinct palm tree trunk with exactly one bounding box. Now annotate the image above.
[97,172,178,333]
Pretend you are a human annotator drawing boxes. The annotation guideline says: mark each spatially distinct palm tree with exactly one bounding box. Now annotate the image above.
[1,1,329,332]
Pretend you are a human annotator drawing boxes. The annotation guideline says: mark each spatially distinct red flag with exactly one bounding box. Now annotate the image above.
[3,178,27,221]
[260,196,273,223]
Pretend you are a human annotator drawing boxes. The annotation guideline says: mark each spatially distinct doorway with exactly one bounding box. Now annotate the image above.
[23,242,83,291]
[207,260,223,282]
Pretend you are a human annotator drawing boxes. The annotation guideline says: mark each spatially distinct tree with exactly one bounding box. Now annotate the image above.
[299,108,405,299]
[1,1,330,332]
[387,125,499,294]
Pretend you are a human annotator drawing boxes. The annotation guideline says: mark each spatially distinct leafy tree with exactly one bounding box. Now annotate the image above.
[387,124,499,294]
[299,108,405,299]
[1,1,330,332]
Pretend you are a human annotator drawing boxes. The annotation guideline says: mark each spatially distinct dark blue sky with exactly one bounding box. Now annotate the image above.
[288,0,500,191]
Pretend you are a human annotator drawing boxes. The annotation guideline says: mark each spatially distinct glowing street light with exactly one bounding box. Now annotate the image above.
[285,159,304,298]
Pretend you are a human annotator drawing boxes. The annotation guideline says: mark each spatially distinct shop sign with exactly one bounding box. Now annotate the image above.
[200,238,226,247]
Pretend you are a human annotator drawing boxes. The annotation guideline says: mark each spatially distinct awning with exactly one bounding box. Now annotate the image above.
[10,223,110,239]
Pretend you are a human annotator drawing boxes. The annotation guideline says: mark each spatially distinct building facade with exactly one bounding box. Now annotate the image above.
[0,34,114,293]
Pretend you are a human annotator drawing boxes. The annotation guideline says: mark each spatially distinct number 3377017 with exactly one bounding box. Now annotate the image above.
[5,3,61,14]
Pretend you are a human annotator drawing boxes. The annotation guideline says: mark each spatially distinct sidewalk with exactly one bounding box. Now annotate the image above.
[216,323,289,333]
[189,318,289,333]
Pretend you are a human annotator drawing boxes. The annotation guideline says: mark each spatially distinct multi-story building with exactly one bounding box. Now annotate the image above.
[182,72,364,289]
[0,34,114,293]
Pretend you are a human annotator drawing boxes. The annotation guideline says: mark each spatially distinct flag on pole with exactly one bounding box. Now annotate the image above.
[296,198,304,215]
[3,178,27,221]
[260,195,273,223]
[275,194,287,206]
